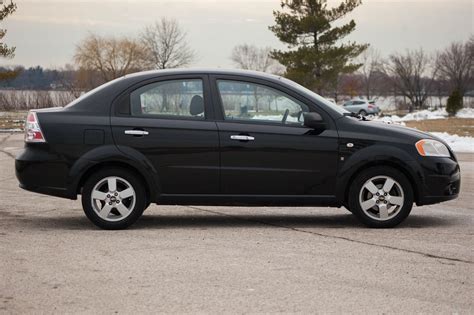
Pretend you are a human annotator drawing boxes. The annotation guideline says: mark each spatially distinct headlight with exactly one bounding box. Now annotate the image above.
[415,139,450,157]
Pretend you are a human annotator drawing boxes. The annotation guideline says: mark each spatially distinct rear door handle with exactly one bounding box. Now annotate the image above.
[125,130,149,136]
[230,135,255,141]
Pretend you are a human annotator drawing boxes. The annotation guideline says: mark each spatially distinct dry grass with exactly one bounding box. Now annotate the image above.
[405,118,474,137]
[0,111,27,130]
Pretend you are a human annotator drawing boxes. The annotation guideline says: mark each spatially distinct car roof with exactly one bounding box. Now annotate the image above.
[122,68,283,82]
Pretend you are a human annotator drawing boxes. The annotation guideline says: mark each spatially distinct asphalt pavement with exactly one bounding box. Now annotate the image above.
[0,133,472,313]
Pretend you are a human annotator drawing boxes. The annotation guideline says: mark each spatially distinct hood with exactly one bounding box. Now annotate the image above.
[339,116,443,145]
[368,120,435,139]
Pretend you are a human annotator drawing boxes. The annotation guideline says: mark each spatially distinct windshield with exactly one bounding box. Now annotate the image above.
[279,77,349,116]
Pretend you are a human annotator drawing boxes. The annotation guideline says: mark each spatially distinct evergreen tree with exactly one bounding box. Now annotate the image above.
[269,0,368,93]
[0,1,17,59]
[446,90,462,117]
[0,1,18,81]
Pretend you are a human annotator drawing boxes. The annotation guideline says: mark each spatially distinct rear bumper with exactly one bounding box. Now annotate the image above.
[18,183,72,199]
[15,146,76,199]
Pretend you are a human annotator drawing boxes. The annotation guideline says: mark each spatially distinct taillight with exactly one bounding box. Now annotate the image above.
[368,105,374,109]
[25,112,46,143]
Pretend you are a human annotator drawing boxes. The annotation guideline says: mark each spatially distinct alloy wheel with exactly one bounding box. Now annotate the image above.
[90,176,136,222]
[358,175,405,221]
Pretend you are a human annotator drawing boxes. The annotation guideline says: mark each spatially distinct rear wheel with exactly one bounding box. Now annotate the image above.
[348,166,413,228]
[359,110,367,116]
[82,168,146,230]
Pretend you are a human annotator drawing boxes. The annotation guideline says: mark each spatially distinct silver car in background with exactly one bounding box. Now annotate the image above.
[343,99,380,116]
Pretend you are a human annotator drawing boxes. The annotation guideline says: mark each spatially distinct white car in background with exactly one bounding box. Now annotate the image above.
[343,99,380,116]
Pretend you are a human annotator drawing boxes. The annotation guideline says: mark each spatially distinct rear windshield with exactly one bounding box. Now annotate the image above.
[65,77,123,108]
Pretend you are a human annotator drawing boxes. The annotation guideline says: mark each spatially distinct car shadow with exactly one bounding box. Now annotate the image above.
[16,211,459,231]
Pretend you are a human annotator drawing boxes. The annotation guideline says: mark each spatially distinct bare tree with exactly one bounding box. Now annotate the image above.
[74,33,147,83]
[231,44,284,74]
[382,49,438,110]
[141,18,195,69]
[436,37,473,102]
[357,47,381,100]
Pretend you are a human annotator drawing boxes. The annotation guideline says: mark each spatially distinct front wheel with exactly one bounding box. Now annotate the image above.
[82,168,146,230]
[348,166,414,228]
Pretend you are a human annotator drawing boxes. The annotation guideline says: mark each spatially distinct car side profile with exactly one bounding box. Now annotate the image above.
[343,99,380,116]
[15,69,460,229]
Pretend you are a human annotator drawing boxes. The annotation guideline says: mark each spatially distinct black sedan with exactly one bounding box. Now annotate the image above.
[15,69,460,229]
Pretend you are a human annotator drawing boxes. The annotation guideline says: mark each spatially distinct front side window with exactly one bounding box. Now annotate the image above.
[130,79,204,118]
[217,80,308,125]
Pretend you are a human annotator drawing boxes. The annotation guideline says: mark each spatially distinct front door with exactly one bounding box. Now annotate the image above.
[111,75,219,195]
[212,77,339,197]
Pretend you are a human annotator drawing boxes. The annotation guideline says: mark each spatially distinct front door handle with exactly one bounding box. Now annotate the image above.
[230,135,255,141]
[125,130,149,136]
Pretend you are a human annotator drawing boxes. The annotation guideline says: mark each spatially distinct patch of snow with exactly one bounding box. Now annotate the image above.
[401,109,447,121]
[374,107,474,123]
[373,115,406,125]
[456,108,474,118]
[430,132,474,153]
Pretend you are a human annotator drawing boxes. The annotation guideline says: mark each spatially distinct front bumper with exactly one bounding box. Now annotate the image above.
[415,156,461,206]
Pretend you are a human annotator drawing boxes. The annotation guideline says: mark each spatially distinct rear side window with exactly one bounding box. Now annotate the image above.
[130,79,204,119]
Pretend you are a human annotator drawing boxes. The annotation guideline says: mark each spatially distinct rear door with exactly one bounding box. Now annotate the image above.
[211,75,339,197]
[111,74,219,195]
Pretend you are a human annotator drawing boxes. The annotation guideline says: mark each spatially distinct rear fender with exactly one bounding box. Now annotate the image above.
[67,145,160,200]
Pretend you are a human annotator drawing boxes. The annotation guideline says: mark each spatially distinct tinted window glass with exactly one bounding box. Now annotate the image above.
[130,79,204,118]
[217,80,308,125]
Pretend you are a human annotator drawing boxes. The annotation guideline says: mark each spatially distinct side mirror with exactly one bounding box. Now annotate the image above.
[303,112,326,130]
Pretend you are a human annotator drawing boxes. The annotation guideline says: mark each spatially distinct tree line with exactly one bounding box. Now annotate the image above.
[0,0,473,113]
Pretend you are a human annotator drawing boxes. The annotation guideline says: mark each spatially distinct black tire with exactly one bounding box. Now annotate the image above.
[82,168,146,230]
[145,200,152,210]
[348,166,414,228]
[359,110,367,116]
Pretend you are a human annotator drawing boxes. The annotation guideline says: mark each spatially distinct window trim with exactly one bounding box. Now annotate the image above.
[214,78,310,127]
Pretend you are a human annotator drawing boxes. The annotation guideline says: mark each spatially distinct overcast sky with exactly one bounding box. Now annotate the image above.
[2,0,473,69]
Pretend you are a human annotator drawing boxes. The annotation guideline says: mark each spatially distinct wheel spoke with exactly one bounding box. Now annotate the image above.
[378,204,388,219]
[115,203,129,216]
[389,196,404,206]
[119,188,134,199]
[364,181,378,194]
[383,178,395,193]
[91,190,107,201]
[99,203,113,219]
[361,199,376,211]
[107,178,117,192]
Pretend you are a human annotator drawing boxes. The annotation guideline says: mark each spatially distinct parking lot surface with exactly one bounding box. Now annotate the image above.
[0,133,473,313]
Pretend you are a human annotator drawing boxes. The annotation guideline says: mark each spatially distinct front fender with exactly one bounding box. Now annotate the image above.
[336,144,423,203]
